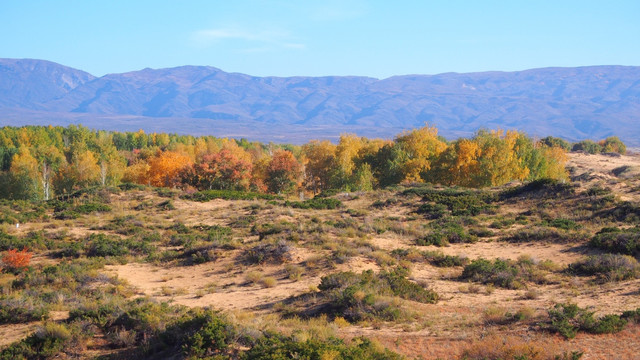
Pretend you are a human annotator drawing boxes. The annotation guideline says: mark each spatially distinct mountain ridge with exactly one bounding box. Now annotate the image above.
[0,58,638,145]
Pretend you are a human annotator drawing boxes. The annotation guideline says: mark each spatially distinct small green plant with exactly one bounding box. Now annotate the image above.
[568,254,639,282]
[548,303,628,339]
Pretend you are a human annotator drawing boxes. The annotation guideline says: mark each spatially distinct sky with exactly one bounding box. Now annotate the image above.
[1,0,638,78]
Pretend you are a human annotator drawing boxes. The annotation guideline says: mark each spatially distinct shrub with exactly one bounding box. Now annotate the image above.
[314,268,438,322]
[182,189,279,202]
[500,178,576,200]
[0,295,48,324]
[1,248,32,272]
[407,187,496,216]
[86,233,129,257]
[462,258,519,289]
[416,217,478,246]
[0,322,71,359]
[568,254,640,282]
[285,198,343,210]
[505,227,582,244]
[589,227,640,256]
[543,218,579,230]
[460,257,548,289]
[548,303,627,339]
[415,203,448,219]
[392,249,468,267]
[621,308,640,323]
[602,201,640,223]
[0,230,45,251]
[157,200,176,210]
[245,240,292,264]
[572,140,602,154]
[183,314,235,358]
[244,334,403,360]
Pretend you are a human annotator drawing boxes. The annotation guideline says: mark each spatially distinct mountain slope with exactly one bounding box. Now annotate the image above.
[1,58,639,145]
[0,58,95,109]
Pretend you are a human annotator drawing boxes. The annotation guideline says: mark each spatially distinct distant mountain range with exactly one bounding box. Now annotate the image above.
[1,58,639,145]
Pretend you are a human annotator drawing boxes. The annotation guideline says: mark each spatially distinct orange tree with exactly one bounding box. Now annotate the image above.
[266,149,302,194]
[182,149,253,191]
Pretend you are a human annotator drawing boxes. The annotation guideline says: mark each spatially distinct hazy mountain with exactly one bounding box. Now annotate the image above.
[0,58,95,109]
[1,58,639,145]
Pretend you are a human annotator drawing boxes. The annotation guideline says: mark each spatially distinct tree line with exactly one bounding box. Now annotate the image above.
[0,124,626,200]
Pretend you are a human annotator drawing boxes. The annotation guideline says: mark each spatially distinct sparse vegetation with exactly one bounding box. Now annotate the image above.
[0,127,635,358]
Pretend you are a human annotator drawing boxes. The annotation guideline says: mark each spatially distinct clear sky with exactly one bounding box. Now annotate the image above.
[1,0,638,78]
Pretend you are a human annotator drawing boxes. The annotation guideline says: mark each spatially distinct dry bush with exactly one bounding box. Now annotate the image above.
[462,335,572,360]
[259,276,277,288]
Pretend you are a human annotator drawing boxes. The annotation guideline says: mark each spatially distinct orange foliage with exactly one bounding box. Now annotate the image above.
[145,150,193,187]
[267,149,302,194]
[2,248,32,272]
[185,148,253,190]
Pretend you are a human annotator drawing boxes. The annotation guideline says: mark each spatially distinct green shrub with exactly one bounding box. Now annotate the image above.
[86,233,128,257]
[183,314,235,358]
[590,227,640,255]
[391,249,469,267]
[157,200,176,210]
[118,183,147,191]
[461,257,549,289]
[572,140,602,154]
[416,217,477,246]
[621,308,640,323]
[0,230,47,251]
[415,203,448,219]
[252,221,297,240]
[315,268,438,322]
[183,189,279,202]
[0,296,49,324]
[602,201,640,223]
[407,187,496,216]
[74,203,111,214]
[505,227,583,244]
[568,254,640,281]
[284,197,343,210]
[548,303,627,339]
[243,334,403,360]
[500,179,576,200]
[543,218,579,230]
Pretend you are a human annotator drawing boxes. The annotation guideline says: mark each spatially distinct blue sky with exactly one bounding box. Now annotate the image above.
[1,0,638,78]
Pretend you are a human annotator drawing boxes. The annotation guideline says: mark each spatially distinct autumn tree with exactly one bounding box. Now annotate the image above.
[600,136,626,154]
[145,150,193,187]
[302,140,336,194]
[392,125,447,183]
[472,130,529,187]
[266,149,302,194]
[429,139,481,187]
[183,148,253,191]
[54,150,101,194]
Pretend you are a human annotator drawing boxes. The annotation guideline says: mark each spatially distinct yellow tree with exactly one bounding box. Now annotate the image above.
[538,145,569,181]
[9,146,40,198]
[394,125,447,183]
[302,140,336,193]
[430,139,482,187]
[473,130,529,187]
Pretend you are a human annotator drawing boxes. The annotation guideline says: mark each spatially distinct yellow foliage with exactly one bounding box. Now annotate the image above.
[302,140,336,193]
[395,125,447,182]
[335,134,364,176]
